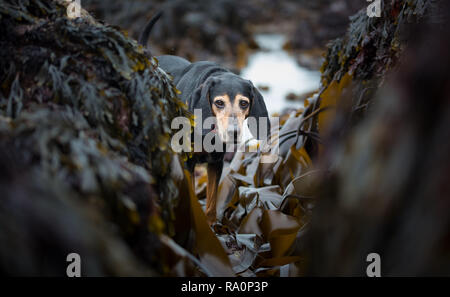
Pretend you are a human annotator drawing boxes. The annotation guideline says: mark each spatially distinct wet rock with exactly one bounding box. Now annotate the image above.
[285,90,317,102]
[285,92,301,101]
[287,0,366,51]
[257,84,270,92]
[84,0,258,68]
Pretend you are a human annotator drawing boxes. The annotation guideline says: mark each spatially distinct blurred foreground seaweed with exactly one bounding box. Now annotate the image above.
[306,0,450,275]
[0,0,195,275]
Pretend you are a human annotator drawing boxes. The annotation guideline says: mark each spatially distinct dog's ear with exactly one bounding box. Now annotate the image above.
[190,77,217,135]
[248,82,270,140]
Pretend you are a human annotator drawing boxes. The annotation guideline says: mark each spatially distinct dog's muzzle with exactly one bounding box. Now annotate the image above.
[224,120,241,144]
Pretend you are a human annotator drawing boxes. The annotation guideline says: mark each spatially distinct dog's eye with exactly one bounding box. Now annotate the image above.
[239,100,249,109]
[214,100,225,108]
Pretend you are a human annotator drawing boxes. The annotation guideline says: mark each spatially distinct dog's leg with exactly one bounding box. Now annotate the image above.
[205,161,223,226]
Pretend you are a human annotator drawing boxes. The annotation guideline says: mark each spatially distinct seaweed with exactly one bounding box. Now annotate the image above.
[321,0,435,85]
[0,0,191,274]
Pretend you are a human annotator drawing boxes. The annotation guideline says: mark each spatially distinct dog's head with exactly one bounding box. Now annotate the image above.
[191,73,270,144]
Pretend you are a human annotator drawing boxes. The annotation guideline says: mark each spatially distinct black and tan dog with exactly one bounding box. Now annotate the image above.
[139,12,270,225]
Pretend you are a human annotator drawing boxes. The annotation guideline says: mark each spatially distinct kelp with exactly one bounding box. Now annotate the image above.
[0,0,192,275]
[190,105,320,276]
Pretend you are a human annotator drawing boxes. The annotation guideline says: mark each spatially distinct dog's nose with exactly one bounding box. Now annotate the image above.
[227,127,240,142]
[232,130,238,141]
[226,118,240,142]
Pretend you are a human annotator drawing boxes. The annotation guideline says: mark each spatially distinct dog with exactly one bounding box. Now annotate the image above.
[139,12,270,225]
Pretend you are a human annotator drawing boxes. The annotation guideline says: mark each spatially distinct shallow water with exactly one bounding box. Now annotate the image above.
[240,34,321,115]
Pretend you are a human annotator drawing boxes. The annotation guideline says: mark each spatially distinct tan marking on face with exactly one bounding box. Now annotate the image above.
[233,94,250,141]
[211,94,250,143]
